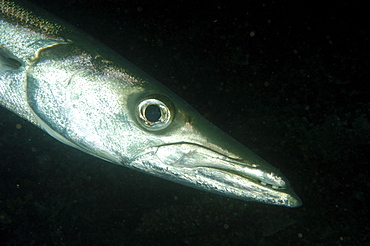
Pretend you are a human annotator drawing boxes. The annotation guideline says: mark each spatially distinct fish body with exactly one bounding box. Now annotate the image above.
[0,0,301,207]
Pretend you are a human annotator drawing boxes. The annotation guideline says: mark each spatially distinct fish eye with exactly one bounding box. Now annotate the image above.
[137,98,173,131]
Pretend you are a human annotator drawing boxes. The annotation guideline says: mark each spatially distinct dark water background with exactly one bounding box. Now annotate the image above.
[1,0,369,245]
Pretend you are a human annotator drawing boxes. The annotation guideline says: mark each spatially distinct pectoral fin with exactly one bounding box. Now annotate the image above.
[0,47,22,73]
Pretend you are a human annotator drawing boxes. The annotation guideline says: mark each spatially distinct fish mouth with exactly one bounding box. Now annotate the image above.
[144,142,302,207]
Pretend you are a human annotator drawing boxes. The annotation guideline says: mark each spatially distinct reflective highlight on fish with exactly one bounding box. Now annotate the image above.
[0,0,301,207]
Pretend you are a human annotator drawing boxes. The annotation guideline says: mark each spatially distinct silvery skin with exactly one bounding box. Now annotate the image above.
[0,0,301,207]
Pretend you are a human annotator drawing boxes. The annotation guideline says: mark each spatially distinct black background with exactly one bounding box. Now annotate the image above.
[1,0,369,245]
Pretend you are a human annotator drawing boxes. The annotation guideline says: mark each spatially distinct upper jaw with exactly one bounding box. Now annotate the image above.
[155,142,288,187]
[134,142,302,207]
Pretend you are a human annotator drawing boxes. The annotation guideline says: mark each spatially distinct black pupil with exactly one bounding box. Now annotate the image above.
[145,104,161,122]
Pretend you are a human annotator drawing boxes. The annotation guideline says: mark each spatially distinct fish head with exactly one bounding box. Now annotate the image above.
[27,42,301,207]
[122,86,302,207]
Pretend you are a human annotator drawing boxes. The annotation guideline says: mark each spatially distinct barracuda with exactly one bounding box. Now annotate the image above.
[0,0,301,207]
